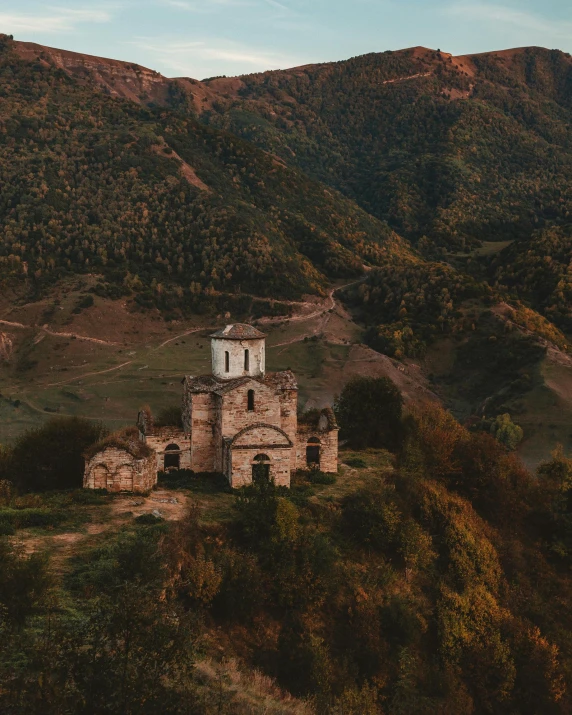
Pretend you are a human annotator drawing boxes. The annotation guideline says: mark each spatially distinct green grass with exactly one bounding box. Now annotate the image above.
[0,489,111,535]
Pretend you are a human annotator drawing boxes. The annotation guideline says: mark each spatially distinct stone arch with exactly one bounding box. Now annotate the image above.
[230,422,293,449]
[306,436,321,468]
[164,443,181,471]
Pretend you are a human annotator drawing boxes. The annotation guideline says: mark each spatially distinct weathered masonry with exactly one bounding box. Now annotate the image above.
[83,427,157,494]
[84,323,339,491]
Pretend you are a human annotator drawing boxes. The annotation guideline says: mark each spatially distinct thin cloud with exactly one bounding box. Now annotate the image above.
[160,0,253,11]
[129,37,303,77]
[0,7,112,33]
[445,3,572,38]
[262,0,291,11]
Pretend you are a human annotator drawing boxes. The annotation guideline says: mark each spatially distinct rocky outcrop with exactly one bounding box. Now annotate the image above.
[0,333,13,363]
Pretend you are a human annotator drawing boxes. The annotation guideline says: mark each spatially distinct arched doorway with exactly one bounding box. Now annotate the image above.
[164,444,181,471]
[306,437,321,468]
[252,453,271,483]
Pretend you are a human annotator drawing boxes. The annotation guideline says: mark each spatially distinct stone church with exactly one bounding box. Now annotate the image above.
[84,324,339,492]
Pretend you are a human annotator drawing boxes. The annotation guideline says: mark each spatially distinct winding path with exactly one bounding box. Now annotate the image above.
[267,279,364,350]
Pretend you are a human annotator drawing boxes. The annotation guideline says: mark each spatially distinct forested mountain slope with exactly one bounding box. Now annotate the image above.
[0,34,410,313]
[202,46,572,253]
[13,39,572,258]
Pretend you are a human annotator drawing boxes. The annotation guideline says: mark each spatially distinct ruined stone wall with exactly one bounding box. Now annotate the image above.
[182,386,192,435]
[212,337,265,380]
[189,393,217,472]
[230,447,292,488]
[279,389,298,471]
[219,382,281,439]
[296,428,339,474]
[84,448,157,493]
[145,427,190,472]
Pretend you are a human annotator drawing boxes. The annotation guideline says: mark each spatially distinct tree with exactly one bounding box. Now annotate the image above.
[335,376,403,449]
[490,413,524,451]
[2,417,108,492]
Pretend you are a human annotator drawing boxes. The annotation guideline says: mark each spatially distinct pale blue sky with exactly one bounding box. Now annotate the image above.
[1,1,571,79]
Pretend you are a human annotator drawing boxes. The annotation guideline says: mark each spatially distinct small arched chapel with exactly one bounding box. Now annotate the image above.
[84,324,338,492]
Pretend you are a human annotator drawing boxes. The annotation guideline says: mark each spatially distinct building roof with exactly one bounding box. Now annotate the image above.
[209,323,266,340]
[84,427,154,461]
[183,370,298,395]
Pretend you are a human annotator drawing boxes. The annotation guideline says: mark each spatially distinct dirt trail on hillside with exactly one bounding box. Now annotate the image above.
[153,326,213,351]
[267,279,365,349]
[0,318,118,345]
[381,72,432,85]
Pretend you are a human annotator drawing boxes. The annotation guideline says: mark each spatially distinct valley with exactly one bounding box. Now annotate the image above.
[1,33,572,467]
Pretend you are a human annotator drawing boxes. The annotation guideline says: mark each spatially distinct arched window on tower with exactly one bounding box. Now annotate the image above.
[225,351,230,373]
[247,389,255,412]
[244,349,250,371]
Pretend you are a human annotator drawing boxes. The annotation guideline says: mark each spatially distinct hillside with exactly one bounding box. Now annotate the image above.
[2,34,572,467]
[12,38,572,321]
[2,405,572,713]
[201,45,572,257]
[0,34,410,314]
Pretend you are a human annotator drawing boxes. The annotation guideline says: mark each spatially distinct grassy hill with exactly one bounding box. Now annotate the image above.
[2,406,572,713]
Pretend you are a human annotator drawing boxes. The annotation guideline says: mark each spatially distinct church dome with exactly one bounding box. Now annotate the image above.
[210,324,266,340]
[210,323,266,379]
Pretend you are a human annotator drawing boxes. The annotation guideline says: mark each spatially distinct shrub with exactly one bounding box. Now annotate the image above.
[344,456,367,468]
[490,413,524,450]
[135,513,162,525]
[307,469,336,485]
[0,508,67,530]
[1,417,108,492]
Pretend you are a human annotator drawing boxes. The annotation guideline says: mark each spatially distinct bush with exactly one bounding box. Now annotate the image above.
[307,469,336,485]
[344,457,367,468]
[0,417,108,492]
[0,508,67,530]
[490,413,524,450]
[135,513,162,525]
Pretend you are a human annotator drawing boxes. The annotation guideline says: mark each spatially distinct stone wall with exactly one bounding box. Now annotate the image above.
[84,447,157,493]
[296,428,339,474]
[279,389,298,471]
[144,427,190,472]
[219,381,281,439]
[212,337,265,380]
[189,392,217,472]
[230,447,292,488]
